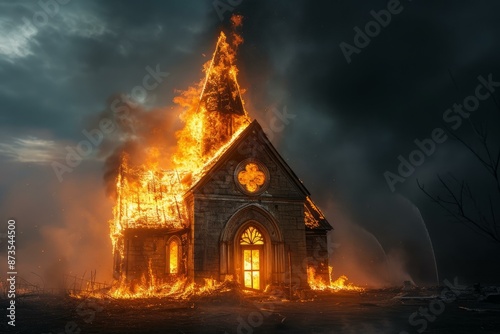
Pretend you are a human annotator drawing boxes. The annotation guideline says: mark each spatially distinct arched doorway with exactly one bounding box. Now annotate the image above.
[219,204,285,290]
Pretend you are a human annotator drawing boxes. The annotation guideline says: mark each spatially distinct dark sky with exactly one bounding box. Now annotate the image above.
[1,0,499,286]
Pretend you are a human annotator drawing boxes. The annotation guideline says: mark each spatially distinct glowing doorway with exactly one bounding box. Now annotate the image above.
[240,226,264,290]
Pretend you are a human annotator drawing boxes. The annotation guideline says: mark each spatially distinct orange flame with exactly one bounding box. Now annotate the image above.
[307,266,364,292]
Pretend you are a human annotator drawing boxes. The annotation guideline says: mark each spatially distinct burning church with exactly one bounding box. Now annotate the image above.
[109,30,332,293]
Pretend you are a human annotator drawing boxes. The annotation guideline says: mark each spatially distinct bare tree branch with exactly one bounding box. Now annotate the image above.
[417,176,500,244]
[425,72,500,244]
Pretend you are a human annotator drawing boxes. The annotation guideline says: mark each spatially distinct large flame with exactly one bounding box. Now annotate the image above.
[105,259,232,299]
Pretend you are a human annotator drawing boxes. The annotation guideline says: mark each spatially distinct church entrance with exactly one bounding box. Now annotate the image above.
[240,226,265,290]
[219,205,286,290]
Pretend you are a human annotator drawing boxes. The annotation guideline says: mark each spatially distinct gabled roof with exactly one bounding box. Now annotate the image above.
[189,120,309,197]
[188,120,332,230]
[305,197,333,231]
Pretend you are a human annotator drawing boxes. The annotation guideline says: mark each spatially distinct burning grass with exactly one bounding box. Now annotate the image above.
[71,275,243,302]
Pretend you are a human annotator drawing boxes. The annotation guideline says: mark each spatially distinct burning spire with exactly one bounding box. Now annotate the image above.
[172,30,250,172]
[200,32,246,117]
[197,31,249,156]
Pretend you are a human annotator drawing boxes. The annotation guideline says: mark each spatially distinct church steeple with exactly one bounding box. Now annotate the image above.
[197,32,249,156]
[199,32,246,116]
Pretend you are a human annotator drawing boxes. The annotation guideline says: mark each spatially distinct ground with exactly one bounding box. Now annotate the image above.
[1,286,499,334]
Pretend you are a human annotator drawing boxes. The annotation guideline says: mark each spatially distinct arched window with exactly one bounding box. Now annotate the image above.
[240,226,264,245]
[166,238,180,274]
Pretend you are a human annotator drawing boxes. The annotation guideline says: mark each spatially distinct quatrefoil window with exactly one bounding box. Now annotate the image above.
[235,160,269,194]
